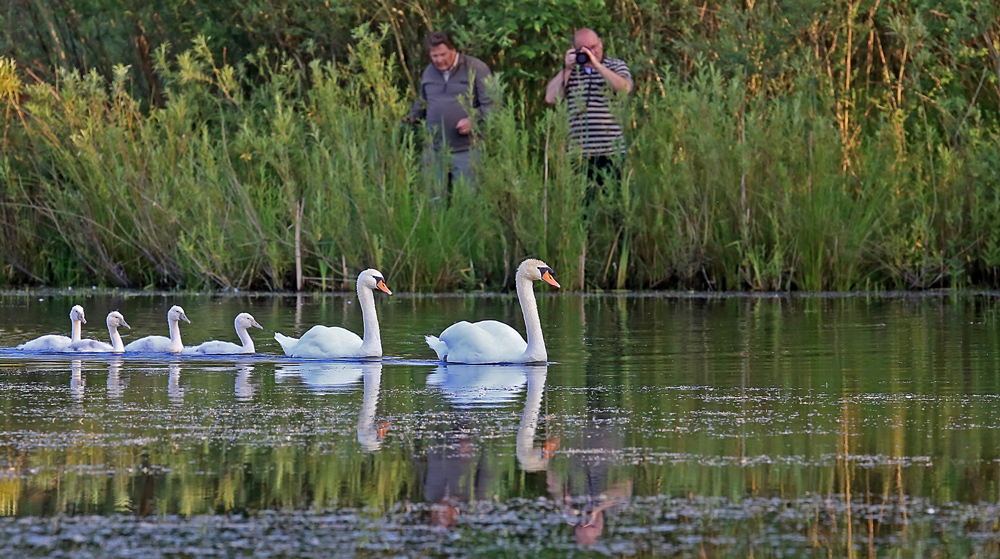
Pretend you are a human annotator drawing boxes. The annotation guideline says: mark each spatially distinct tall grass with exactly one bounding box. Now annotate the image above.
[1,25,999,291]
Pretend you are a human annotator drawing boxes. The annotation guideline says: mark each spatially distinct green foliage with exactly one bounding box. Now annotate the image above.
[452,0,612,82]
[1,0,1000,290]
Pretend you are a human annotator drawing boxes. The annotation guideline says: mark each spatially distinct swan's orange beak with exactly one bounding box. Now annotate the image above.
[376,280,393,295]
[541,270,560,288]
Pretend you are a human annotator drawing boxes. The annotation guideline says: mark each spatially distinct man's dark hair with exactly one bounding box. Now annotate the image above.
[426,31,455,52]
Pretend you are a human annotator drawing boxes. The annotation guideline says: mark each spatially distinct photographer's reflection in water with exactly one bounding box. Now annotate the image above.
[547,353,632,546]
[555,477,632,546]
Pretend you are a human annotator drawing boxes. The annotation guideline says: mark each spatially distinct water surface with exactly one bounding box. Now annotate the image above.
[1,292,999,557]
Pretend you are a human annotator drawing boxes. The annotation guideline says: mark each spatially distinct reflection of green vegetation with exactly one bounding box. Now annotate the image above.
[2,295,1000,531]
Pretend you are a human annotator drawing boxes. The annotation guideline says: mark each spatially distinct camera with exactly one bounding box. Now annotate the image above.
[575,49,590,65]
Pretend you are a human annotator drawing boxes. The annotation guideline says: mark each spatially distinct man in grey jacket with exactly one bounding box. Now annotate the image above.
[406,31,496,197]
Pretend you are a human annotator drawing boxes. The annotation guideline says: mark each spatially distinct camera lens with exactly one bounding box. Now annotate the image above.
[575,50,589,65]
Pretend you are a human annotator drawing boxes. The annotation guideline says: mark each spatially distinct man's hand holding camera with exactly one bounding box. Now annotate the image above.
[564,46,599,71]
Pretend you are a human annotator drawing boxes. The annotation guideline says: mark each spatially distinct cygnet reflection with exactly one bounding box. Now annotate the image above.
[167,362,183,405]
[235,364,255,401]
[70,359,85,402]
[107,357,125,399]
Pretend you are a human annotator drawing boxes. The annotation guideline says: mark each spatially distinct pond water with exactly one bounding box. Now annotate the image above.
[1,291,999,557]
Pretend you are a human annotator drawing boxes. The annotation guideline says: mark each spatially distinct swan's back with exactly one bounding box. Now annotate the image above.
[124,335,174,353]
[17,334,73,352]
[434,320,528,364]
[183,340,247,355]
[279,325,364,358]
[66,339,114,353]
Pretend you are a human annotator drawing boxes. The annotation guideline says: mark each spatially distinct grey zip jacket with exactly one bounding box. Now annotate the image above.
[409,53,497,153]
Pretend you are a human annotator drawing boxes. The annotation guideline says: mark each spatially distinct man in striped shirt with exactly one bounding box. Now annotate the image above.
[545,28,633,200]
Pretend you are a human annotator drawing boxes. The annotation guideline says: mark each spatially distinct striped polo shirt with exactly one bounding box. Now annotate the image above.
[564,56,632,156]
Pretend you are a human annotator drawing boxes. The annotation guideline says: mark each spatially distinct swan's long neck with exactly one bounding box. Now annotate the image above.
[516,275,546,362]
[168,318,183,350]
[108,325,124,352]
[357,285,382,356]
[236,324,255,352]
[71,318,82,342]
[516,369,548,470]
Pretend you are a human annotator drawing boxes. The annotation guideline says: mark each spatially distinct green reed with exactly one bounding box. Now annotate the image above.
[1,24,999,291]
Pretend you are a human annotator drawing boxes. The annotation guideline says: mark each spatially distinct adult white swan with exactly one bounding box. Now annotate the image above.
[17,305,87,352]
[124,305,190,353]
[183,312,263,354]
[426,258,560,363]
[274,269,392,359]
[65,311,131,353]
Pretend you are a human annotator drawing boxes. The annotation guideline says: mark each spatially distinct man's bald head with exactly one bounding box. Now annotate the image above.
[573,28,603,63]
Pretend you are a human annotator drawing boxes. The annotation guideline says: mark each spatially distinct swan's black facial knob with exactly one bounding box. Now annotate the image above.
[538,267,560,288]
[374,276,392,295]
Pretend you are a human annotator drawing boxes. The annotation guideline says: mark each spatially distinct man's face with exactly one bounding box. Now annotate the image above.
[574,33,603,62]
[429,44,458,71]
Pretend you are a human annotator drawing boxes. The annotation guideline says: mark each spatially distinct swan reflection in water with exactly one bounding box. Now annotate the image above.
[70,359,127,401]
[235,364,255,401]
[70,360,85,403]
[167,362,183,405]
[275,361,388,451]
[423,363,557,528]
[107,358,125,399]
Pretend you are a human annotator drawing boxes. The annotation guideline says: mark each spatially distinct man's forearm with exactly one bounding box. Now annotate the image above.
[545,70,567,104]
[597,64,632,93]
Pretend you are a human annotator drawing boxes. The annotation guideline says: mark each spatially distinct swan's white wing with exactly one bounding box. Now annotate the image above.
[284,325,364,358]
[65,339,115,353]
[470,320,529,343]
[435,320,527,364]
[17,334,73,352]
[124,335,174,353]
[183,340,246,355]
